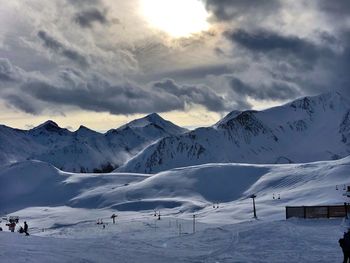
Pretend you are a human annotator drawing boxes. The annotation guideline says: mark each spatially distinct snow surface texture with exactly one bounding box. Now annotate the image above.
[119,92,350,173]
[0,113,186,173]
[2,156,350,218]
[1,157,350,262]
[0,218,344,262]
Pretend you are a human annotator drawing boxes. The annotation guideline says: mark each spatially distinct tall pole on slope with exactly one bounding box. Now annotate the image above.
[193,214,196,234]
[250,194,257,219]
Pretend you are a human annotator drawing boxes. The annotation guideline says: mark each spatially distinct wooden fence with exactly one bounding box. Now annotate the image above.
[286,204,350,219]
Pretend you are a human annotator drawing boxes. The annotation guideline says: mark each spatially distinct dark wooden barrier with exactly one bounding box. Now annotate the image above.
[286,204,350,219]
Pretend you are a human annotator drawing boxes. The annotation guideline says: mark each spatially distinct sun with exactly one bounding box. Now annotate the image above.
[140,0,210,38]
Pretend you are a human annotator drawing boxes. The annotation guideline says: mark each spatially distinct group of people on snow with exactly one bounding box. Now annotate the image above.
[2,218,29,236]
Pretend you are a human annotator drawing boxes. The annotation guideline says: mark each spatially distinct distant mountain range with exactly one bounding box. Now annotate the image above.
[118,92,350,173]
[0,113,187,172]
[1,92,349,174]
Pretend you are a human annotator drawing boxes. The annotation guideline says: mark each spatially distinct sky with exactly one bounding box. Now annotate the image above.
[0,0,349,131]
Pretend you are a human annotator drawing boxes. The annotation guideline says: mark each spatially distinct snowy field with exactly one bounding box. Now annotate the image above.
[1,156,350,262]
[0,214,345,262]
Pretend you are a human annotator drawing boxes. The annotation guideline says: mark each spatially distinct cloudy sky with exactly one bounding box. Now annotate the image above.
[0,0,349,131]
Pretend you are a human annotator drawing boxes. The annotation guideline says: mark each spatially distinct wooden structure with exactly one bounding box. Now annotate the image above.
[286,204,350,219]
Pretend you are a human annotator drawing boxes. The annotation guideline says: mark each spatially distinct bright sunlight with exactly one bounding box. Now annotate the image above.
[140,0,210,38]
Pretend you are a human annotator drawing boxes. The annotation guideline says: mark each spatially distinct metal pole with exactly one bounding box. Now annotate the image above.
[250,194,257,219]
[253,197,257,219]
[193,215,196,234]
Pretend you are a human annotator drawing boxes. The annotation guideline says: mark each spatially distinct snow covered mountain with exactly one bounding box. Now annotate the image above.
[0,113,186,173]
[2,156,350,216]
[118,92,350,173]
[1,157,349,262]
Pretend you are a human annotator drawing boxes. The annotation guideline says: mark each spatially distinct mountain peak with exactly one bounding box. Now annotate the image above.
[116,113,187,135]
[214,110,242,127]
[288,91,349,113]
[119,113,167,130]
[33,120,60,130]
[75,125,100,136]
[77,125,90,131]
[145,113,163,122]
[215,110,258,128]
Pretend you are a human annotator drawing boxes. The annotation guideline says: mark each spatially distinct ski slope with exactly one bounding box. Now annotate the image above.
[1,157,350,262]
[0,216,345,262]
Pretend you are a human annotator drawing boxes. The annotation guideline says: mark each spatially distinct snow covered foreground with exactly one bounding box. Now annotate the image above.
[1,156,350,262]
[0,217,345,262]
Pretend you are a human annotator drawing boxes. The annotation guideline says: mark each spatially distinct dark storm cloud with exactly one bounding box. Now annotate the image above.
[37,31,89,67]
[204,0,281,21]
[230,77,299,101]
[152,79,230,112]
[317,0,350,18]
[148,64,233,82]
[225,29,330,66]
[224,27,350,99]
[4,94,41,114]
[74,8,108,28]
[0,67,231,115]
[0,58,24,82]
[37,31,62,51]
[18,78,182,115]
[0,59,15,81]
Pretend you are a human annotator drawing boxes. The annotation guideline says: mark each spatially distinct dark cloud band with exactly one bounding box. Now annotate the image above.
[37,31,89,67]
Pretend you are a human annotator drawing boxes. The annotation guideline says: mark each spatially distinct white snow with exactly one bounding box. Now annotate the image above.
[119,92,350,173]
[1,156,350,262]
[0,113,186,173]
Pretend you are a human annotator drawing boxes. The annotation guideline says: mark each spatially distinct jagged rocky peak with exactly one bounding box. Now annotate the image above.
[145,112,163,122]
[289,91,348,112]
[117,113,187,134]
[122,113,166,129]
[32,120,62,132]
[216,110,259,129]
[214,110,242,127]
[75,125,99,135]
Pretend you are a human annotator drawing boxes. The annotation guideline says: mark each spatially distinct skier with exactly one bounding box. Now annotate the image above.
[24,221,29,236]
[340,229,350,262]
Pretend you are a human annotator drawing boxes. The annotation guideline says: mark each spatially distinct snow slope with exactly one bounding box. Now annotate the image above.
[0,219,344,263]
[0,113,186,173]
[1,156,349,262]
[2,156,350,220]
[119,92,350,173]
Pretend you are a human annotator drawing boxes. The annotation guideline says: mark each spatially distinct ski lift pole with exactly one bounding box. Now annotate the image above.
[193,214,196,234]
[250,194,257,219]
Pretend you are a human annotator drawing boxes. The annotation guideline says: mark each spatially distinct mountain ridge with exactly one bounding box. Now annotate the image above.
[118,92,350,173]
[0,113,187,172]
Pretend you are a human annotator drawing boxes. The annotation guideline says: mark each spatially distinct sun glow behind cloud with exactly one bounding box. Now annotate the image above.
[140,0,210,38]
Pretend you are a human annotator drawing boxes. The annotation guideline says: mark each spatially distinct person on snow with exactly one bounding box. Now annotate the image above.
[18,226,24,234]
[6,221,16,232]
[340,229,350,263]
[23,221,29,236]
